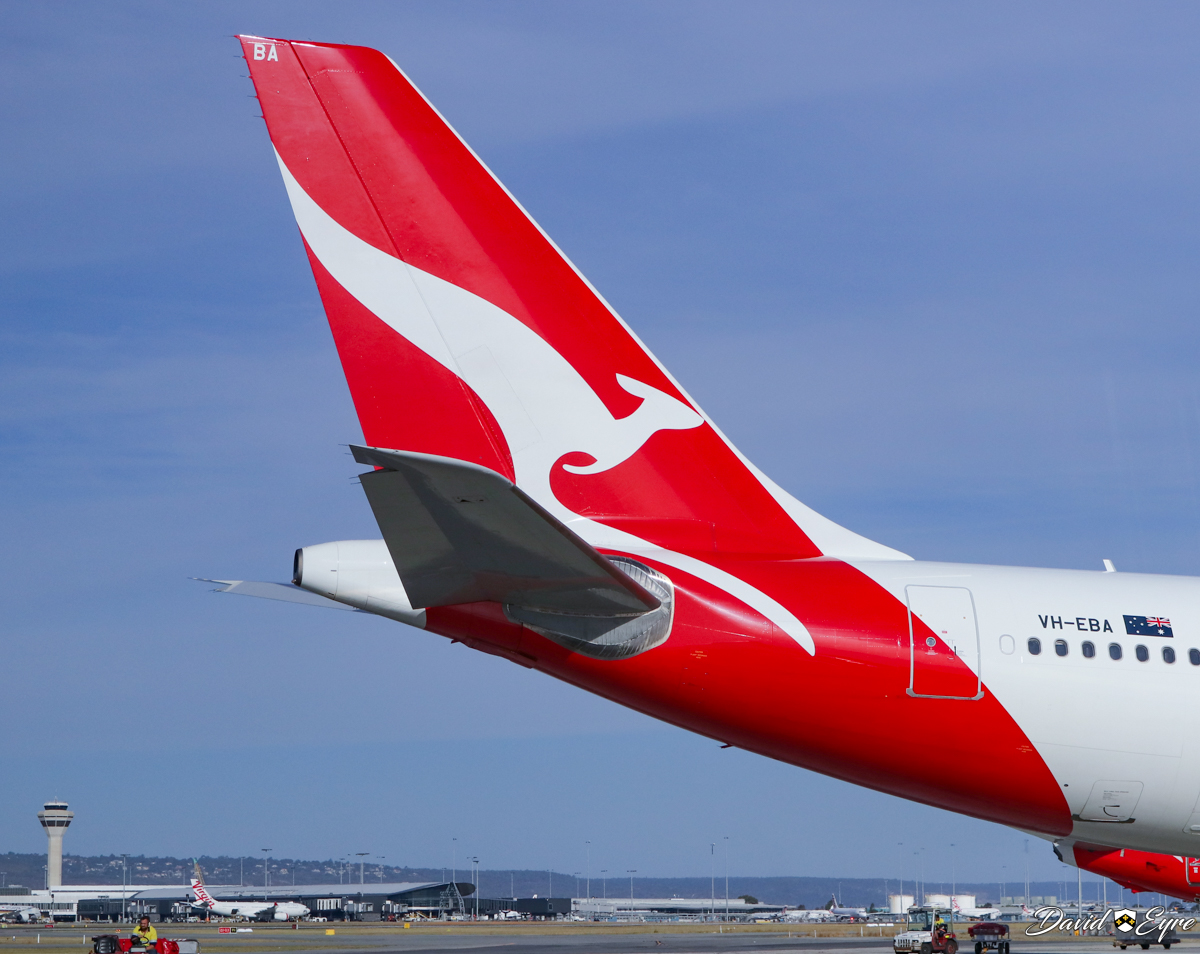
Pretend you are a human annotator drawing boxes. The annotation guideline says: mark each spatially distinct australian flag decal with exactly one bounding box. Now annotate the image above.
[1124,615,1173,637]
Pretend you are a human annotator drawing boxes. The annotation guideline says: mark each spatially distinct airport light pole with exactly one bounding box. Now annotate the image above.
[627,870,636,902]
[1024,839,1030,907]
[946,859,953,939]
[356,853,368,885]
[586,841,591,900]
[377,857,385,883]
[724,837,729,919]
[601,870,607,899]
[452,838,457,886]
[710,844,715,920]
[948,842,956,933]
[472,858,479,920]
[121,854,128,923]
[897,842,903,914]
[262,849,272,889]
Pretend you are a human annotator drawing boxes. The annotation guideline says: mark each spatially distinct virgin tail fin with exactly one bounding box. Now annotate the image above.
[191,860,213,905]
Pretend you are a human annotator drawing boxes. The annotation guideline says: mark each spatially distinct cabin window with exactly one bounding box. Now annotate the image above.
[1028,637,1042,655]
[1054,639,1068,657]
[1136,644,1149,662]
[1082,641,1095,658]
[1109,643,1123,660]
[1191,648,1200,666]
[1163,646,1176,664]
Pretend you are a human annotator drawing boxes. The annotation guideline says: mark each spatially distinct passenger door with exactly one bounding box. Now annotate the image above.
[906,585,982,700]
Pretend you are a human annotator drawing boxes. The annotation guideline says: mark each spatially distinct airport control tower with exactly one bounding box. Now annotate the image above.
[37,800,73,888]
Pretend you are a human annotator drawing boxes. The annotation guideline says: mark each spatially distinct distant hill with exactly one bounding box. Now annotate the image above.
[0,852,1072,909]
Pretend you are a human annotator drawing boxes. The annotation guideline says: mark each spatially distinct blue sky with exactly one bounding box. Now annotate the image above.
[3,1,1200,886]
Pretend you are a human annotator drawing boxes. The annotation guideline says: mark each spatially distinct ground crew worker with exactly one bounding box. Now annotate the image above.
[131,916,157,950]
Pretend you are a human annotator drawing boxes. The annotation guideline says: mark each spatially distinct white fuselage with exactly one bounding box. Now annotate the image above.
[0,907,42,923]
[958,907,1003,920]
[193,899,309,921]
[854,559,1200,856]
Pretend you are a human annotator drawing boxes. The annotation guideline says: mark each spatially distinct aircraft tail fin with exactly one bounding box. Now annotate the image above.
[191,861,214,906]
[237,35,908,566]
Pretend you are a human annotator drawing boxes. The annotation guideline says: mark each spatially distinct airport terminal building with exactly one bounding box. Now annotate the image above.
[4,799,759,924]
[83,882,489,922]
[573,897,784,920]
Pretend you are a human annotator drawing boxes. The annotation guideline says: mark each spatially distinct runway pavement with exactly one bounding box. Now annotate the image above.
[259,935,893,954]
[2,924,1187,954]
[269,936,1181,954]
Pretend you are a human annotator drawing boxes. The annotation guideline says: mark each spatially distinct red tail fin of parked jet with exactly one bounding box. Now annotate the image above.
[231,36,1200,860]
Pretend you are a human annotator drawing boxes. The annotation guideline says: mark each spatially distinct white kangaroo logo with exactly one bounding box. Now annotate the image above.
[560,374,704,475]
[279,151,703,499]
[278,152,814,654]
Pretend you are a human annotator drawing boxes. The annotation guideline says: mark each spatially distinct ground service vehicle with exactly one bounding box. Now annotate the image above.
[225,34,1200,862]
[1115,912,1179,951]
[968,921,1010,954]
[893,908,958,954]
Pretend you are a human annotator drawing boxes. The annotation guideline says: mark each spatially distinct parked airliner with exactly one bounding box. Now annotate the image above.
[0,906,42,924]
[216,34,1200,870]
[952,898,1005,920]
[777,908,837,923]
[191,877,308,922]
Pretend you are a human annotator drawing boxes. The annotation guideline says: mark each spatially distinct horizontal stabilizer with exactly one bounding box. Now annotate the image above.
[351,445,660,615]
[194,579,359,611]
